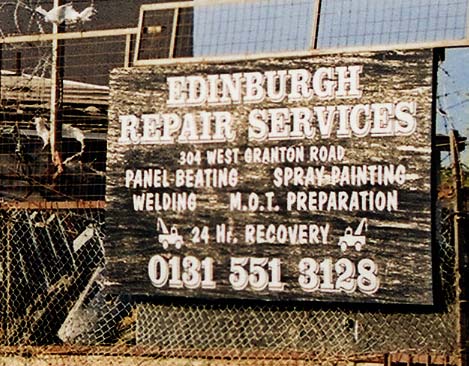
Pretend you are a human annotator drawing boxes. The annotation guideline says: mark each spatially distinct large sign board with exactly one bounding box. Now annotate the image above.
[105,50,434,304]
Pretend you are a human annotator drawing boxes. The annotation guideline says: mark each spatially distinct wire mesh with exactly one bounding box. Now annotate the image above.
[135,0,469,60]
[134,203,459,360]
[193,0,315,56]
[0,200,461,365]
[317,0,468,48]
[0,0,467,365]
[0,39,111,202]
[0,209,104,345]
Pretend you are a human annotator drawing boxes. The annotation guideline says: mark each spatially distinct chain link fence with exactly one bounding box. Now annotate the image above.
[0,0,467,364]
[0,198,462,365]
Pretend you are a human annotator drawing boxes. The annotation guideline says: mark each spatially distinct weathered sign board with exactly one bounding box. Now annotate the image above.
[105,50,434,304]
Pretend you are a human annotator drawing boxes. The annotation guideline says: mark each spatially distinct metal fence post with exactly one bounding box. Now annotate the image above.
[449,129,468,366]
[50,0,65,176]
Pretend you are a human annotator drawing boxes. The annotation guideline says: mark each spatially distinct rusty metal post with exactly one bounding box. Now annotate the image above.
[50,0,65,176]
[449,129,468,366]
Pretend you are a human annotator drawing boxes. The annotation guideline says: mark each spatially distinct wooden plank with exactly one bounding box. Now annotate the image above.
[0,347,459,365]
[169,8,180,58]
[133,4,146,66]
[0,71,110,106]
[0,28,138,44]
[0,346,459,366]
[133,39,469,66]
[388,352,459,366]
[384,354,391,366]
[124,34,132,67]
[106,50,435,304]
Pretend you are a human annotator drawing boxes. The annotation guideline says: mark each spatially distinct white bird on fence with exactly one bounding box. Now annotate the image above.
[34,116,50,149]
[63,123,86,154]
[76,5,96,23]
[35,3,96,25]
[33,117,86,154]
[62,4,97,24]
[35,3,74,25]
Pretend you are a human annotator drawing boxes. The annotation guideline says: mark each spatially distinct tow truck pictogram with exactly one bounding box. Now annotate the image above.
[156,218,183,249]
[338,218,368,252]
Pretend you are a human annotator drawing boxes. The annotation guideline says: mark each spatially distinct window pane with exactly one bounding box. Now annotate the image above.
[317,0,468,48]
[194,0,315,56]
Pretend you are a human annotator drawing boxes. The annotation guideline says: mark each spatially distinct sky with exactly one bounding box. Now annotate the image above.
[194,0,314,55]
[437,48,469,166]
